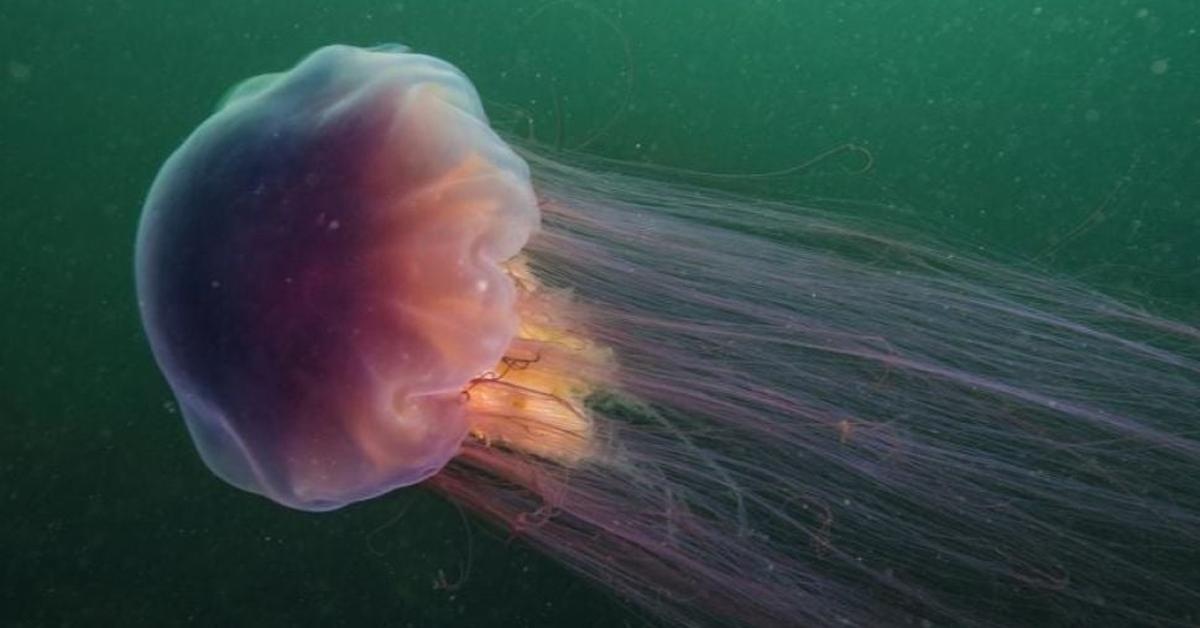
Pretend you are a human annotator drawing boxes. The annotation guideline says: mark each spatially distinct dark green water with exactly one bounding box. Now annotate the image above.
[2,1,1197,626]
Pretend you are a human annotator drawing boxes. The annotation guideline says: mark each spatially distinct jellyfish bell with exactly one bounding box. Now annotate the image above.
[135,44,601,511]
[137,44,1200,626]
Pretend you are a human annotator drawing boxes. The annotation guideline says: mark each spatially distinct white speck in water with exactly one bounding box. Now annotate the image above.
[328,219,340,230]
[1135,8,1149,18]
[475,279,489,292]
[210,280,221,288]
[1032,6,1042,15]
[1150,58,1169,75]
[1084,109,1101,122]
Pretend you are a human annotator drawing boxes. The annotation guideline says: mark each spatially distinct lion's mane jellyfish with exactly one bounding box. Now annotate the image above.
[137,45,1200,626]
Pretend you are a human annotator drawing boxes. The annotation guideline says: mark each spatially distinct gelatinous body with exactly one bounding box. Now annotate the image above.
[135,45,538,510]
[137,44,1200,628]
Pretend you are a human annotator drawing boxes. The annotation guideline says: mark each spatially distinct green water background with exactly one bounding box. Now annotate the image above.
[2,1,1197,626]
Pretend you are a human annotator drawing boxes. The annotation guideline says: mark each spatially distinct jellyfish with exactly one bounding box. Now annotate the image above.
[135,45,1200,626]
